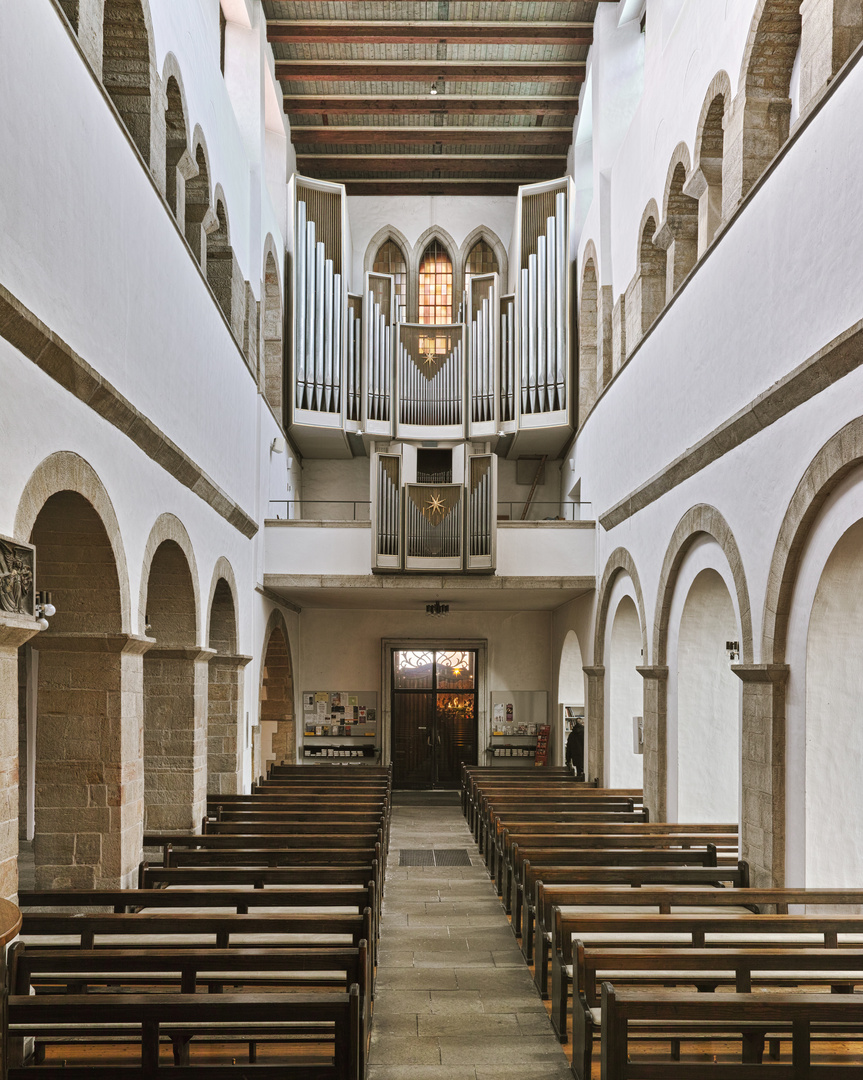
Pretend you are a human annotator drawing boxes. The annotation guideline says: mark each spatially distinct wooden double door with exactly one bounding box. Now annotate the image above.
[391,648,477,788]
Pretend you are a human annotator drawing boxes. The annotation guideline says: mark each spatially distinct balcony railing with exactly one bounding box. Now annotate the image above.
[268,500,371,521]
[497,501,593,522]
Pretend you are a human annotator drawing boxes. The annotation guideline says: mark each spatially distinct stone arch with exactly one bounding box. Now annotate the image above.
[207,187,243,338]
[161,54,195,226]
[459,225,508,315]
[578,252,599,424]
[558,629,586,771]
[138,513,201,643]
[593,547,648,665]
[101,0,160,168]
[724,1,802,216]
[366,230,409,324]
[262,238,284,422]
[206,558,243,796]
[412,225,458,324]
[185,127,216,265]
[654,504,753,666]
[656,144,698,297]
[625,200,666,352]
[59,1,80,34]
[14,451,131,633]
[687,72,732,252]
[259,608,294,769]
[763,417,863,665]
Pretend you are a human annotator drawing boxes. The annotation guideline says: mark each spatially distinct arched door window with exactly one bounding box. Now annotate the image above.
[419,240,453,324]
[373,239,407,323]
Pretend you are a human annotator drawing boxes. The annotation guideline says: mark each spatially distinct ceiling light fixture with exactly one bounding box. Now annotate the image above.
[425,601,449,617]
[429,83,438,95]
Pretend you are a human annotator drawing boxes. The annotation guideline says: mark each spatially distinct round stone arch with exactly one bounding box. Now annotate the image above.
[660,142,693,221]
[206,556,240,645]
[593,547,648,665]
[692,70,733,174]
[101,0,162,171]
[579,238,603,412]
[138,513,202,643]
[459,225,509,306]
[206,557,245,795]
[161,54,196,221]
[13,451,132,633]
[262,233,284,419]
[762,417,863,665]
[363,225,411,276]
[653,504,753,666]
[259,607,295,771]
[411,225,458,323]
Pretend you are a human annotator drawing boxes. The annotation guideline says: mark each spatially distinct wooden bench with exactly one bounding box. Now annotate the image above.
[8,988,361,1079]
[551,908,863,1049]
[10,940,371,1075]
[476,794,645,850]
[599,983,863,1079]
[569,945,863,1078]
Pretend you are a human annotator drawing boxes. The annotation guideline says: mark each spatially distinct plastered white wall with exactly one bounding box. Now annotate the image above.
[605,583,644,788]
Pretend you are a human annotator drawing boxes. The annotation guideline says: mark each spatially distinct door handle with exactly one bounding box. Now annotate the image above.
[437,734,442,745]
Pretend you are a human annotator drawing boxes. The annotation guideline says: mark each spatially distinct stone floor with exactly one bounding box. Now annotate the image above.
[369,791,572,1080]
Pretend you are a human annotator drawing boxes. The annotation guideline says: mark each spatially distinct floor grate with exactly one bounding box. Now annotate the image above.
[399,849,472,867]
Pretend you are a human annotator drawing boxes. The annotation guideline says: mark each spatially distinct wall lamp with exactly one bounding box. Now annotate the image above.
[426,601,449,617]
[34,590,55,631]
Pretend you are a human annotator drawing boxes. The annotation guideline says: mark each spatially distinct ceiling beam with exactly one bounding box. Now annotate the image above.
[275,61,585,83]
[297,156,567,177]
[283,95,579,117]
[267,21,593,46]
[290,126,572,148]
[342,180,529,196]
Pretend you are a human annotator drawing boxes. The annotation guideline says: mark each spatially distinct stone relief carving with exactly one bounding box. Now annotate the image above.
[0,535,35,616]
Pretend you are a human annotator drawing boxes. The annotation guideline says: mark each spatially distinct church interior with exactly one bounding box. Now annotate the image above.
[1,0,863,1074]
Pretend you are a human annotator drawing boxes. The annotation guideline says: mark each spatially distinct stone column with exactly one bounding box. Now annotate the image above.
[637,666,668,822]
[653,220,699,300]
[582,666,605,784]
[0,614,41,900]
[207,653,251,796]
[611,297,626,371]
[732,663,790,888]
[597,284,614,390]
[33,632,150,890]
[683,159,724,255]
[144,646,215,833]
[800,0,863,115]
[722,93,792,220]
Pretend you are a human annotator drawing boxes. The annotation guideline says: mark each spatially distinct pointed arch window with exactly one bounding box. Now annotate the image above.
[373,239,407,322]
[418,240,453,324]
[464,239,498,297]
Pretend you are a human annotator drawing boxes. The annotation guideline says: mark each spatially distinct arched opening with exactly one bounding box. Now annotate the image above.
[23,491,136,888]
[607,596,644,789]
[558,629,585,771]
[373,239,407,323]
[207,198,240,335]
[578,258,598,423]
[59,1,79,33]
[102,0,153,164]
[207,578,241,796]
[185,142,211,265]
[699,93,726,250]
[260,623,293,768]
[164,76,188,223]
[636,214,666,338]
[418,240,453,325]
[263,251,284,422]
[805,518,863,886]
[676,568,739,823]
[663,163,699,296]
[463,239,499,317]
[142,540,204,832]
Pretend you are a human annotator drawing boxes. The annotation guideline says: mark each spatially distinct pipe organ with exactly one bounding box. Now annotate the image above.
[373,451,496,571]
[287,174,574,463]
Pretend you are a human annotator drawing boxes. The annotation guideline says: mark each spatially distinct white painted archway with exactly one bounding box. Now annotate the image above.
[604,580,644,789]
[558,629,585,767]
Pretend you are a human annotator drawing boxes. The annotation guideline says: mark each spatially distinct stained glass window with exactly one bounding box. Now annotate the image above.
[373,239,407,323]
[419,240,453,324]
[464,239,498,298]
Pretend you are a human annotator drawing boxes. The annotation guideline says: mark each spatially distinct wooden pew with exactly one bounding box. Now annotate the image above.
[599,984,863,1080]
[10,940,371,1075]
[8,988,361,1079]
[570,944,863,1077]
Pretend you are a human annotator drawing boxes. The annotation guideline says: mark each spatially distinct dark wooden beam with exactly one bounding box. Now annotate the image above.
[267,21,593,46]
[297,155,567,177]
[275,61,585,83]
[290,126,572,148]
[342,180,528,196]
[283,95,579,117]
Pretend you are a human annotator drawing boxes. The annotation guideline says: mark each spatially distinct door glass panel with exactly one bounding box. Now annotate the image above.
[394,649,434,689]
[436,692,476,784]
[435,650,475,690]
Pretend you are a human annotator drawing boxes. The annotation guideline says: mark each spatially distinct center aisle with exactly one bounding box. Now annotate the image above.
[369,791,572,1080]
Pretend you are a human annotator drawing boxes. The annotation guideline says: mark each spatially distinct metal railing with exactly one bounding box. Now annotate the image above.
[496,501,593,522]
[267,500,371,521]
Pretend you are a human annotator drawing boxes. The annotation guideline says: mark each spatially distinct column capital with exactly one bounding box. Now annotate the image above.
[145,645,217,663]
[636,665,669,681]
[209,652,253,667]
[0,611,42,651]
[30,631,155,655]
[731,663,790,685]
[582,665,605,678]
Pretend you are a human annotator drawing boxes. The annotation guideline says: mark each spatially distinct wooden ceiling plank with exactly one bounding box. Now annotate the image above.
[290,127,572,147]
[283,95,578,116]
[297,157,566,176]
[267,23,593,46]
[342,181,529,196]
[275,62,585,83]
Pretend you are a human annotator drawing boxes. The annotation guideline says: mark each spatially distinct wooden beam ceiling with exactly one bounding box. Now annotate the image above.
[267,2,602,196]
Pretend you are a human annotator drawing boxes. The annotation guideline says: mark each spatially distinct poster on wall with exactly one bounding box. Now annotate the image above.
[303,693,314,712]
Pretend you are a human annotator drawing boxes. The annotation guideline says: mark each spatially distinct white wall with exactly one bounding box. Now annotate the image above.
[606,591,644,788]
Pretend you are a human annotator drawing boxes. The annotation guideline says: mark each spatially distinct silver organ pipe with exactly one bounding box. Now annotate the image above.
[545,216,555,413]
[398,331,462,427]
[537,235,546,413]
[406,489,461,559]
[347,305,356,419]
[519,272,529,415]
[528,253,538,414]
[376,457,400,558]
[555,191,567,409]
[500,295,515,423]
[295,197,343,415]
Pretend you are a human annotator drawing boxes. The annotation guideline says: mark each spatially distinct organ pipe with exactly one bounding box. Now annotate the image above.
[296,200,307,408]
